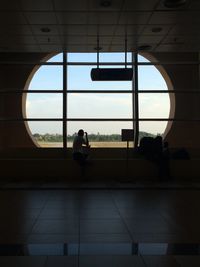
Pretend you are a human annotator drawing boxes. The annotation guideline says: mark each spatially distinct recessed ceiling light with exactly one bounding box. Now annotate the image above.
[100,0,111,7]
[164,0,187,8]
[137,45,152,51]
[152,27,163,33]
[40,27,51,33]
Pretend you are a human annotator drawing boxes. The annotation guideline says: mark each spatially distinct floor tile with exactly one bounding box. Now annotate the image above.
[79,255,145,267]
[46,256,78,267]
[80,208,120,219]
[80,219,128,234]
[124,218,180,235]
[0,219,36,234]
[142,255,179,266]
[44,201,79,209]
[0,256,47,267]
[38,208,79,219]
[80,233,132,243]
[27,234,79,243]
[132,233,193,243]
[79,243,133,255]
[175,256,200,267]
[31,220,79,234]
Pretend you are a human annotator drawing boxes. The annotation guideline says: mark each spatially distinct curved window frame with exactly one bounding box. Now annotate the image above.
[23,52,173,148]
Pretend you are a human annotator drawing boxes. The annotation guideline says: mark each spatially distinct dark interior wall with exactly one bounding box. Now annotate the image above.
[0,52,47,148]
[151,52,200,148]
[0,52,199,152]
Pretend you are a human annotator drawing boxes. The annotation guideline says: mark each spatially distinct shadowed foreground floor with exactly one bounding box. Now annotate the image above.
[0,186,200,266]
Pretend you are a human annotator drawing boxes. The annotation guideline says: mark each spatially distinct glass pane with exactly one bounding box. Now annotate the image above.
[27,121,63,147]
[99,52,132,63]
[68,52,97,62]
[138,66,168,91]
[139,121,169,138]
[47,53,63,62]
[67,52,132,63]
[67,66,132,91]
[139,93,170,119]
[28,66,63,90]
[25,93,63,118]
[67,93,132,118]
[67,121,133,148]
[138,54,149,63]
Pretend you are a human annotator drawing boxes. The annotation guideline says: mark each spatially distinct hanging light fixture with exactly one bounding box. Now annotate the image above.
[91,35,133,81]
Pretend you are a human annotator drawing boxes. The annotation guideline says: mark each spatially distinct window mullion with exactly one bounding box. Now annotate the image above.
[63,52,67,149]
[134,53,139,148]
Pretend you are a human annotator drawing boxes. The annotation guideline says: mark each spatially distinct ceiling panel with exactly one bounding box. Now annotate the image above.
[35,35,61,44]
[0,1,20,11]
[87,25,116,35]
[0,25,32,35]
[124,0,160,10]
[162,35,186,45]
[31,25,60,35]
[54,0,88,11]
[0,1,199,52]
[148,11,187,24]
[155,44,184,52]
[168,24,200,35]
[115,25,144,35]
[0,11,26,24]
[88,12,120,24]
[19,0,54,11]
[39,44,62,52]
[156,0,190,10]
[189,0,200,10]
[87,35,113,45]
[4,44,41,52]
[24,12,57,24]
[0,35,37,45]
[59,25,88,35]
[65,35,88,44]
[119,12,152,24]
[138,35,164,44]
[141,24,172,35]
[57,12,88,24]
[88,0,124,11]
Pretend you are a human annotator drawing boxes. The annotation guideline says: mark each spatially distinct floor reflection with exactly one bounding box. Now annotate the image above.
[0,243,200,256]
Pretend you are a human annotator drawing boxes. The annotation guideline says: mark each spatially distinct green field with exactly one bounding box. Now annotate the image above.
[38,141,133,148]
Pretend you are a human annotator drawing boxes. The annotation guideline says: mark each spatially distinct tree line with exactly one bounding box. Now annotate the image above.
[33,132,157,142]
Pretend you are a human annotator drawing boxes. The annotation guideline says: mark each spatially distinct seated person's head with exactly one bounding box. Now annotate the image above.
[78,129,84,136]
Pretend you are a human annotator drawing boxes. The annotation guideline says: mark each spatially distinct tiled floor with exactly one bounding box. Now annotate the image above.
[0,188,200,266]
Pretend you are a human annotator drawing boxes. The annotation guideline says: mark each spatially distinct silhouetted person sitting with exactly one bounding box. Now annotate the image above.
[72,129,90,169]
[139,136,171,180]
[157,140,171,180]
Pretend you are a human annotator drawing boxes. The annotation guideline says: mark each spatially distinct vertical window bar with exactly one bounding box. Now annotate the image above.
[63,52,67,149]
[132,52,135,146]
[134,53,139,147]
[125,34,127,68]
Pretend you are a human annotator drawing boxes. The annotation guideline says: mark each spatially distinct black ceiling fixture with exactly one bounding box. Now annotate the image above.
[91,35,133,81]
[152,27,163,33]
[100,0,112,7]
[137,45,152,51]
[40,27,51,33]
[164,0,187,8]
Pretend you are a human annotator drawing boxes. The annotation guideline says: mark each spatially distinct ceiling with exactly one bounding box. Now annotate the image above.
[0,0,200,53]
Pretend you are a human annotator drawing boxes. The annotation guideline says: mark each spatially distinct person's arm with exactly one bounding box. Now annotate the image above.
[85,132,89,147]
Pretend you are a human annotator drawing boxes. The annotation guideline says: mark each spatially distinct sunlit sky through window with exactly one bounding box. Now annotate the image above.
[26,53,170,136]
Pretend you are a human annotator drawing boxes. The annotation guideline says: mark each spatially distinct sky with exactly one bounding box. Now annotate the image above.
[26,53,170,136]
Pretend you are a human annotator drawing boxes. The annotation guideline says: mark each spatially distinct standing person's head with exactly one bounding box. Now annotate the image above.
[78,129,84,136]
